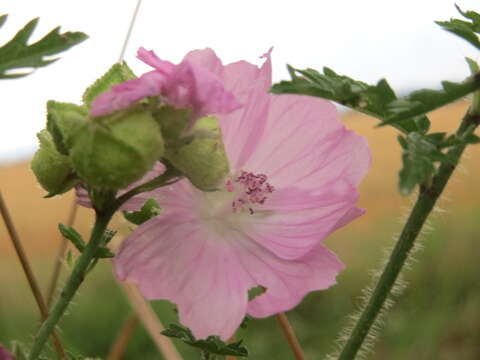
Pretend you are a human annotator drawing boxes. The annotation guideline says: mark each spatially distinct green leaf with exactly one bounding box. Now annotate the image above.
[380,76,480,127]
[161,324,249,357]
[435,5,480,49]
[94,247,115,258]
[398,132,446,195]
[83,62,136,107]
[248,285,266,301]
[58,223,85,252]
[271,66,423,134]
[0,15,7,29]
[0,17,87,78]
[123,198,161,225]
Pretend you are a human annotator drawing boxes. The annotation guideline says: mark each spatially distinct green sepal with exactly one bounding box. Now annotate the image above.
[83,62,136,107]
[123,198,161,225]
[31,130,75,194]
[153,105,191,139]
[161,324,249,357]
[0,17,87,79]
[47,100,88,155]
[70,109,164,189]
[165,116,230,191]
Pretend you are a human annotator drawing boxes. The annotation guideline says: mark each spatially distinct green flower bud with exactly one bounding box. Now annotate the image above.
[70,109,164,189]
[31,130,75,194]
[165,116,229,191]
[47,100,88,155]
[153,105,191,139]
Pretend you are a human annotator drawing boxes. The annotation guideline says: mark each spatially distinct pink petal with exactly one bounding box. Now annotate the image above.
[244,183,360,260]
[165,60,242,126]
[114,195,343,339]
[90,71,165,116]
[137,47,176,74]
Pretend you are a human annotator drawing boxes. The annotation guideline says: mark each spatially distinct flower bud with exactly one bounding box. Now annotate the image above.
[165,116,229,191]
[70,109,164,189]
[47,100,88,155]
[31,130,75,194]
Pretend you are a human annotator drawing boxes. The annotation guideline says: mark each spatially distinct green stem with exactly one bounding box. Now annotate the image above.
[337,111,479,360]
[29,166,182,359]
[29,209,114,360]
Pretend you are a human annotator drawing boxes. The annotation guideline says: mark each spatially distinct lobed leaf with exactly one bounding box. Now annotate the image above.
[398,132,447,195]
[272,67,426,134]
[380,75,480,127]
[58,223,85,252]
[435,5,480,49]
[162,324,249,357]
[123,198,162,225]
[0,16,87,78]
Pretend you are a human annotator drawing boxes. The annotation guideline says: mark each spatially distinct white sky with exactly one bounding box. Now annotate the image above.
[0,0,478,163]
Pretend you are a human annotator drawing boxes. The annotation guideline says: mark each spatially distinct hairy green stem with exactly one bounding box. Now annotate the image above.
[337,110,479,360]
[29,167,181,359]
[29,209,113,360]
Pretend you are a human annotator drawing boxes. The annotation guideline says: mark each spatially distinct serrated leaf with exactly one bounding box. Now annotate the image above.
[161,324,249,357]
[381,76,480,127]
[272,66,423,134]
[398,132,446,195]
[58,223,85,252]
[435,6,480,49]
[123,198,161,225]
[0,17,87,78]
[83,62,136,107]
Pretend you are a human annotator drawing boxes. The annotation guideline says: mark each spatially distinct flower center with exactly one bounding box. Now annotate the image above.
[226,171,275,215]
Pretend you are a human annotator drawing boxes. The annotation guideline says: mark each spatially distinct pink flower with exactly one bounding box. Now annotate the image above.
[113,49,371,340]
[0,345,14,360]
[90,47,242,127]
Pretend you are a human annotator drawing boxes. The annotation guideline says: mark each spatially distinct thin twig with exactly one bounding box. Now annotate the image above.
[275,313,305,360]
[107,314,139,360]
[226,336,237,360]
[46,200,78,308]
[0,191,66,358]
[121,281,184,360]
[118,0,143,62]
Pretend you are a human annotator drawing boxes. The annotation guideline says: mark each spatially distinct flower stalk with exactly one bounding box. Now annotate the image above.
[337,108,480,360]
[29,207,113,360]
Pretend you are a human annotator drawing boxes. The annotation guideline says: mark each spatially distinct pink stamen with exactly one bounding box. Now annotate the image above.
[228,171,274,214]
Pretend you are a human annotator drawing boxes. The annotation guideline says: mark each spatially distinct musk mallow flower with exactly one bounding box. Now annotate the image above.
[90,47,242,128]
[113,49,371,340]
